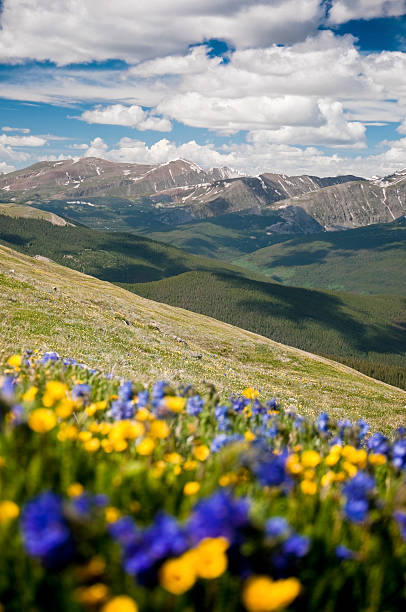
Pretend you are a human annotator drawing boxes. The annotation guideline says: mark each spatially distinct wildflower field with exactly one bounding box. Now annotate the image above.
[1,351,406,612]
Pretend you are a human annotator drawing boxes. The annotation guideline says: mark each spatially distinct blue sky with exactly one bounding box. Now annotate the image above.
[0,1,406,177]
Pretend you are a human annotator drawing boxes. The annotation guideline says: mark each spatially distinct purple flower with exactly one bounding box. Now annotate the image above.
[21,492,75,568]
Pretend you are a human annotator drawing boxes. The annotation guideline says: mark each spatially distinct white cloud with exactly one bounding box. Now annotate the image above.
[75,133,406,179]
[80,104,172,131]
[83,137,109,158]
[0,134,47,147]
[0,161,16,173]
[2,126,30,133]
[0,0,324,65]
[328,0,406,24]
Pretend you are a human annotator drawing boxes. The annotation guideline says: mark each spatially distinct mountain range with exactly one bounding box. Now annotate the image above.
[2,157,406,237]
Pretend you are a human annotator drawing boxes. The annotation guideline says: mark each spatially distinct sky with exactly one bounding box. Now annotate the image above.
[1,1,406,178]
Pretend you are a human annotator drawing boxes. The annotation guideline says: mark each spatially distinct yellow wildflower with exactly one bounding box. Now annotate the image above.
[56,397,75,419]
[342,461,357,477]
[84,438,101,453]
[135,407,152,421]
[165,396,186,413]
[183,460,197,471]
[369,453,387,466]
[243,576,301,612]
[74,583,109,605]
[160,556,196,595]
[28,409,57,433]
[286,454,303,475]
[112,439,128,452]
[67,483,84,497]
[321,471,336,487]
[7,354,22,368]
[193,444,210,461]
[194,537,229,579]
[42,381,68,407]
[102,596,138,612]
[149,420,170,439]
[184,481,200,496]
[244,431,256,441]
[242,388,259,399]
[78,431,92,442]
[164,452,183,464]
[105,507,121,523]
[22,386,38,402]
[136,437,155,456]
[300,480,317,495]
[57,423,78,441]
[0,500,19,523]
[301,450,321,468]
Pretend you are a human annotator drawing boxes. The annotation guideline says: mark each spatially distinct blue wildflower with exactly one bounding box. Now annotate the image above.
[230,395,249,413]
[186,395,204,416]
[253,450,289,488]
[265,517,290,538]
[21,492,75,568]
[187,491,250,545]
[137,390,149,407]
[110,398,135,421]
[210,433,243,453]
[0,376,15,401]
[317,412,329,433]
[118,381,133,401]
[41,352,59,364]
[69,493,107,520]
[71,383,91,402]
[344,499,369,523]
[282,534,310,558]
[336,545,355,560]
[367,433,390,456]
[394,511,406,540]
[393,439,406,470]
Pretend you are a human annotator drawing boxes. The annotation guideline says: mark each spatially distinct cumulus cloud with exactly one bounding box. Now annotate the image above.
[0,161,16,173]
[80,104,172,131]
[75,134,406,178]
[0,0,324,65]
[0,134,46,147]
[328,0,406,24]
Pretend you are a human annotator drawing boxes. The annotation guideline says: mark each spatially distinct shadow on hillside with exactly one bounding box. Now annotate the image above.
[212,272,406,358]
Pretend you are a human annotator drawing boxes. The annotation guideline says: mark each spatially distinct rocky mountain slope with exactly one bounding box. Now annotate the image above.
[2,157,406,233]
[272,169,406,231]
[0,157,360,220]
